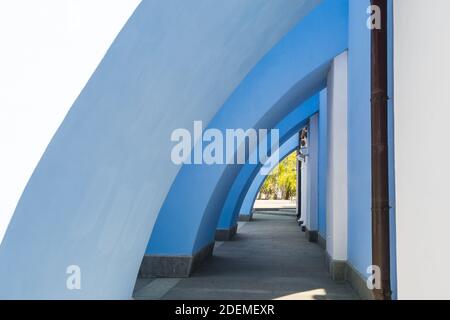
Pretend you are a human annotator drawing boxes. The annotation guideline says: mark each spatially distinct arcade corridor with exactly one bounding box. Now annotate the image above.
[133,213,358,300]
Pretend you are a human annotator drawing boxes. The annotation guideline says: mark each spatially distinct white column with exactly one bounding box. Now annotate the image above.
[326,51,348,261]
[301,157,308,225]
[394,0,450,299]
[296,135,301,218]
[306,114,319,231]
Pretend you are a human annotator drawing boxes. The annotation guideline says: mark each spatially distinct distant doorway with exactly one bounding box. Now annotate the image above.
[253,151,297,217]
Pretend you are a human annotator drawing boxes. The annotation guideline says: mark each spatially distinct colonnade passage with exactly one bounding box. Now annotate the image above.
[133,212,358,300]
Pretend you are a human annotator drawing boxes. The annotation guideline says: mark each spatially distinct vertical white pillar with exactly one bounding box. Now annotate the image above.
[306,114,319,232]
[326,51,348,261]
[301,157,308,225]
[394,0,450,299]
[296,134,301,218]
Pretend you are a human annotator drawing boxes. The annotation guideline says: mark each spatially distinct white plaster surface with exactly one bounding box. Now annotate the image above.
[326,52,348,261]
[394,0,450,299]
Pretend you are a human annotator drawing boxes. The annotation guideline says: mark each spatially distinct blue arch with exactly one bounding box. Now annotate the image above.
[0,0,353,299]
[0,0,328,299]
[147,0,349,257]
[216,95,318,231]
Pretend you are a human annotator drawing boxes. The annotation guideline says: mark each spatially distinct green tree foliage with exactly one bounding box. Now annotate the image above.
[258,152,297,200]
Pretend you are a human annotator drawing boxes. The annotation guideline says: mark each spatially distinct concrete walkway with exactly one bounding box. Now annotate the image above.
[133,214,358,300]
[253,200,296,210]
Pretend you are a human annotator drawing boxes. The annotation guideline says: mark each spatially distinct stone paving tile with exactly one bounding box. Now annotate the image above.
[133,213,359,300]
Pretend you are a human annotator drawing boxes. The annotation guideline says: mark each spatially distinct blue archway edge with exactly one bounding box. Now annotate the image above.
[146,0,348,260]
[216,94,318,233]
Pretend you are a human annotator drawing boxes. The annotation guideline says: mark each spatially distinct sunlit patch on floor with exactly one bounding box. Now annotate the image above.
[274,288,327,300]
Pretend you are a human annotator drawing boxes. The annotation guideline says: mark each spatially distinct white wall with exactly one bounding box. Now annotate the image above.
[296,148,301,217]
[326,51,348,261]
[306,114,319,231]
[0,0,141,244]
[394,0,450,299]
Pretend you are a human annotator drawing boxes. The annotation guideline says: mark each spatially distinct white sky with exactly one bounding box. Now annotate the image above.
[0,0,141,243]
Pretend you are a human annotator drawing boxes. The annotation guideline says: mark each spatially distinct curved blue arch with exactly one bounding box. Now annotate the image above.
[216,95,318,232]
[147,0,348,257]
[0,0,326,299]
[0,0,352,299]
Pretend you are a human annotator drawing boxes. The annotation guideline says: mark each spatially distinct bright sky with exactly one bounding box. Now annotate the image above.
[0,0,141,243]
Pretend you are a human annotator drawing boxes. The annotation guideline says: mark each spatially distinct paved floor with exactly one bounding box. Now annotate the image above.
[253,200,296,210]
[133,213,358,300]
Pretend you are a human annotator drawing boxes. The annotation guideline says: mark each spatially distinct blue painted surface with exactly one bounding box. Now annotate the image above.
[318,89,328,237]
[0,0,323,299]
[217,95,319,230]
[147,0,349,256]
[387,0,398,299]
[347,0,372,276]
